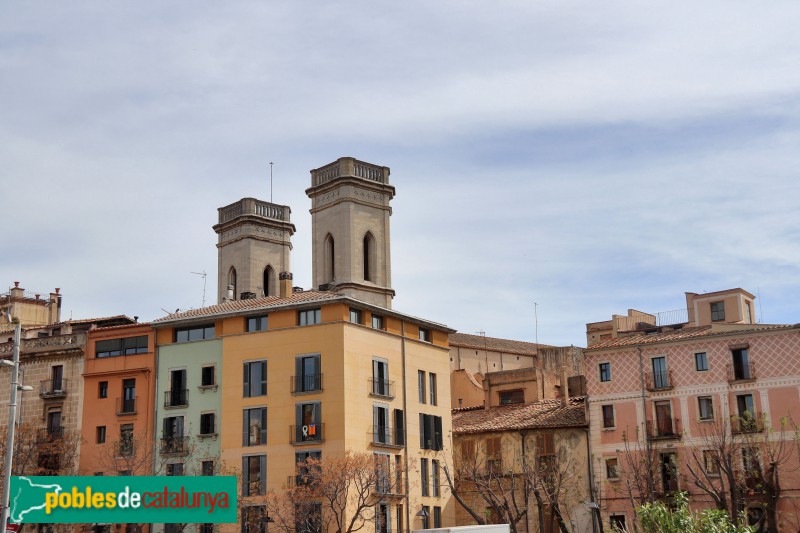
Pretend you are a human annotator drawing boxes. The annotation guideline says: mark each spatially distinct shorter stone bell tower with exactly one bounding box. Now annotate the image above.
[213,198,296,303]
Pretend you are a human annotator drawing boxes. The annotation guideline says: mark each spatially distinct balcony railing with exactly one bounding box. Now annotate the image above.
[370,378,394,399]
[291,374,323,394]
[116,396,137,415]
[728,362,757,382]
[290,424,325,445]
[164,389,188,408]
[645,371,673,391]
[38,427,64,441]
[160,436,189,455]
[369,426,405,447]
[39,379,67,399]
[731,413,765,434]
[646,418,682,440]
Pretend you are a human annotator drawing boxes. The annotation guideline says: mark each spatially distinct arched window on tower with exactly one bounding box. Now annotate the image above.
[324,234,335,283]
[228,267,237,300]
[363,232,376,282]
[263,266,275,297]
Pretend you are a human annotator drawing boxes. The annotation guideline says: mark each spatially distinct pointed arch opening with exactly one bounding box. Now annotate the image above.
[324,233,335,283]
[228,267,238,300]
[363,232,376,282]
[263,265,275,297]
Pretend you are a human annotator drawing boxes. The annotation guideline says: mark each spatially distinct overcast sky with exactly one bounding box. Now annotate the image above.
[2,2,799,347]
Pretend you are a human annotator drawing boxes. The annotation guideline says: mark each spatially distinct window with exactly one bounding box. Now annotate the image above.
[599,363,611,382]
[200,525,214,533]
[162,416,184,454]
[606,458,619,479]
[200,413,216,435]
[432,459,440,497]
[121,378,136,413]
[419,414,443,450]
[602,405,615,428]
[746,301,753,324]
[393,409,405,446]
[243,408,267,446]
[695,352,708,371]
[372,315,384,330]
[418,370,426,404]
[433,507,442,528]
[459,440,476,465]
[96,426,106,444]
[429,373,437,406]
[376,503,389,533]
[486,436,501,473]
[246,316,268,332]
[166,463,183,476]
[698,397,714,420]
[499,389,525,405]
[96,335,148,357]
[201,365,216,387]
[732,348,752,380]
[98,381,108,399]
[296,450,322,485]
[610,515,626,532]
[263,265,275,297]
[46,410,62,437]
[703,450,720,475]
[50,365,63,391]
[419,328,431,342]
[295,354,321,393]
[243,360,267,397]
[349,308,362,324]
[373,404,390,444]
[363,233,375,282]
[175,324,215,342]
[202,460,215,476]
[298,309,321,326]
[651,356,668,389]
[373,359,390,396]
[167,370,186,407]
[421,506,430,529]
[421,458,429,496]
[295,402,322,443]
[120,424,134,457]
[324,234,335,283]
[242,455,267,496]
[711,301,725,321]
[737,394,755,417]
[242,505,268,533]
[654,400,675,437]
[228,267,238,300]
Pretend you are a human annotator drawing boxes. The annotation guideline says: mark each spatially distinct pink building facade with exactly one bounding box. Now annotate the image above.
[584,289,800,532]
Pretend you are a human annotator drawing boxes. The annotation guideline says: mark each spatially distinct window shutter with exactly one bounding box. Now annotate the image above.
[433,416,443,450]
[243,410,249,446]
[419,414,426,449]
[296,404,302,441]
[176,416,184,437]
[241,457,248,495]
[163,417,170,437]
[260,456,267,495]
[295,357,303,392]
[315,402,322,426]
[261,409,267,444]
[243,363,250,397]
[373,406,380,441]
[260,361,267,395]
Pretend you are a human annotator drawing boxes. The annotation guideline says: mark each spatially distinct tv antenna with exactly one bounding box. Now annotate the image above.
[191,271,208,307]
[270,162,274,203]
[533,301,539,348]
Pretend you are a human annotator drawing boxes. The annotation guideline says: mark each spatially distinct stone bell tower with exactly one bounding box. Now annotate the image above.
[306,157,396,308]
[213,198,296,303]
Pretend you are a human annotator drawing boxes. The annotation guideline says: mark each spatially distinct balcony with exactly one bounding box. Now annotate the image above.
[290,424,325,445]
[38,427,64,442]
[164,389,188,408]
[291,374,323,394]
[39,379,67,399]
[160,436,189,456]
[373,477,404,498]
[731,413,765,434]
[646,418,682,440]
[728,362,757,383]
[645,371,673,391]
[369,426,405,448]
[369,378,395,399]
[116,396,137,415]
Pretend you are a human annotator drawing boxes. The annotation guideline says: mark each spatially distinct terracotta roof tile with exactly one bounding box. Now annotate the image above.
[586,323,798,350]
[453,397,587,434]
[448,333,553,356]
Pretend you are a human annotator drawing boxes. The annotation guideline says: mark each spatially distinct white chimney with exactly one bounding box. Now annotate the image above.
[227,284,234,301]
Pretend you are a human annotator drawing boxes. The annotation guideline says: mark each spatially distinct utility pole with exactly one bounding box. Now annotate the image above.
[0,312,22,529]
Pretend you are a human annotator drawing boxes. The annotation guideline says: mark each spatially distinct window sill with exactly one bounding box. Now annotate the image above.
[197,433,218,440]
[602,427,616,432]
[699,418,715,423]
[198,385,218,393]
[293,389,323,396]
[607,477,621,482]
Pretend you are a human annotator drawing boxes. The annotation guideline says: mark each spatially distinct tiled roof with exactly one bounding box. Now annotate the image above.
[453,397,587,434]
[449,333,551,356]
[586,323,798,350]
[54,315,136,326]
[153,291,344,323]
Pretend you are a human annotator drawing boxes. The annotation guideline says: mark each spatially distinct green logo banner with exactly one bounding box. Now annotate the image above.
[9,476,237,524]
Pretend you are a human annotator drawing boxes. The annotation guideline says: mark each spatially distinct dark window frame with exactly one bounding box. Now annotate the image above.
[175,324,215,343]
[695,352,709,371]
[599,362,611,382]
[246,315,268,332]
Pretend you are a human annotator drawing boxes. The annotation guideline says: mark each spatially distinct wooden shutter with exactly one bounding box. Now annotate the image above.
[259,361,267,395]
[433,416,443,450]
[242,410,249,446]
[260,408,267,444]
[419,414,426,449]
[243,363,250,397]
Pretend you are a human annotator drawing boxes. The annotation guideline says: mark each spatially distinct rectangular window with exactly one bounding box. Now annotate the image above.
[201,365,216,387]
[175,324,215,343]
[166,463,183,476]
[96,426,106,444]
[393,409,405,446]
[429,373,437,406]
[296,450,322,485]
[606,458,619,479]
[703,450,720,475]
[98,381,108,399]
[202,460,215,476]
[418,370,426,404]
[372,315,384,330]
[420,458,429,497]
[486,436,501,473]
[122,378,136,413]
[349,308,362,324]
[746,301,753,324]
[698,397,714,420]
[432,459,440,497]
[377,503,390,533]
[499,389,525,405]
[460,440,476,465]
[166,369,187,407]
[711,301,725,321]
[298,309,321,326]
[246,316,268,332]
[200,413,216,435]
[421,506,430,529]
[651,356,668,389]
[419,328,431,342]
[120,424,134,457]
[295,402,322,443]
[419,414,443,451]
[373,404,390,444]
[737,394,755,417]
[295,354,321,393]
[610,515,626,532]
[695,352,708,371]
[242,505,268,533]
[732,349,752,380]
[372,359,390,397]
[599,363,611,382]
[602,405,615,428]
[242,455,267,496]
[433,507,441,529]
[243,360,268,397]
[50,365,63,392]
[96,336,148,357]
[243,408,268,446]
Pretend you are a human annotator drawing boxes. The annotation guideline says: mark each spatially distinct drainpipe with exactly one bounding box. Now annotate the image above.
[636,345,654,501]
[520,430,530,533]
[584,428,601,533]
[401,320,411,532]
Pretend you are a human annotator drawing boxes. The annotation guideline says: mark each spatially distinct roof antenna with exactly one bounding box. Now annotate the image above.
[757,286,764,323]
[191,271,207,307]
[270,162,274,203]
[533,301,539,349]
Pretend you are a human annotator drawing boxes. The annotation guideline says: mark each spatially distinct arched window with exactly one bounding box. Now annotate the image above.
[363,232,376,282]
[263,266,275,297]
[228,267,237,300]
[324,234,335,282]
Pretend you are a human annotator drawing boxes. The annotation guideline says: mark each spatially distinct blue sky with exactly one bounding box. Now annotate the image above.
[2,1,799,346]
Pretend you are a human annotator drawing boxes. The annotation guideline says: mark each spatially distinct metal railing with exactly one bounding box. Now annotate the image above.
[291,374,323,393]
[645,371,673,391]
[39,379,68,398]
[164,389,188,408]
[290,424,325,444]
[370,378,394,398]
[116,396,137,415]
[731,413,765,434]
[160,436,189,455]
[39,427,64,441]
[728,362,756,382]
[369,426,405,447]
[646,418,682,440]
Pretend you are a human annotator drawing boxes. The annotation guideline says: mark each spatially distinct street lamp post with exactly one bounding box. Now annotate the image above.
[0,313,23,530]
